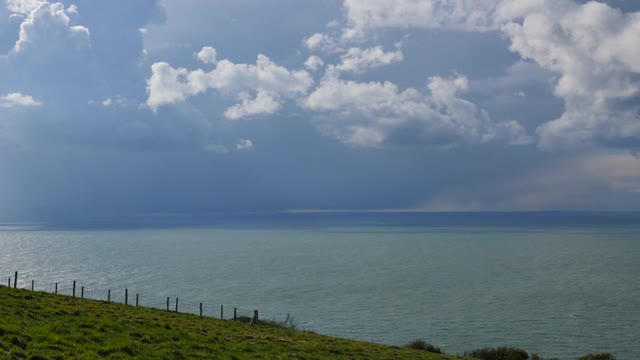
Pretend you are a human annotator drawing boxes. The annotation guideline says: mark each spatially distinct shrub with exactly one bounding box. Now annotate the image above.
[464,347,529,360]
[404,339,442,354]
[577,354,616,360]
[234,313,299,330]
[258,314,298,330]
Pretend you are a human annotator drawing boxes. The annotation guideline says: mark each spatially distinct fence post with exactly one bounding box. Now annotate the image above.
[136,293,139,307]
[31,280,34,291]
[220,305,224,320]
[8,277,10,288]
[55,283,58,295]
[199,303,203,317]
[175,297,179,313]
[72,281,76,298]
[108,289,111,302]
[125,289,128,305]
[14,271,17,289]
[234,307,237,321]
[81,286,84,299]
[251,310,259,325]
[166,297,169,311]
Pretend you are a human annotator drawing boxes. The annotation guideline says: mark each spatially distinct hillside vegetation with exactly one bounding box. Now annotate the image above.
[0,286,466,360]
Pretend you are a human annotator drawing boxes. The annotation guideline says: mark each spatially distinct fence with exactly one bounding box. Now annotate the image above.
[2,271,260,324]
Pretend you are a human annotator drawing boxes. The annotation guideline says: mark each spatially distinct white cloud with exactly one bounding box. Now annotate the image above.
[335,46,403,73]
[195,46,217,65]
[335,0,640,149]
[224,91,281,120]
[304,55,324,72]
[501,1,640,149]
[303,72,530,147]
[147,47,314,119]
[305,32,330,50]
[236,138,253,151]
[100,95,140,109]
[303,32,342,53]
[5,0,44,15]
[12,2,90,55]
[0,92,41,107]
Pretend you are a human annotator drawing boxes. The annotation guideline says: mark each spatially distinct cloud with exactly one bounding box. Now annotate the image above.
[341,0,502,38]
[501,1,640,149]
[224,91,281,120]
[147,47,315,119]
[12,2,90,55]
[101,95,139,108]
[304,55,324,71]
[335,46,403,73]
[236,138,253,151]
[303,71,531,147]
[334,0,640,149]
[195,46,217,65]
[304,32,333,51]
[0,92,41,107]
[5,0,45,15]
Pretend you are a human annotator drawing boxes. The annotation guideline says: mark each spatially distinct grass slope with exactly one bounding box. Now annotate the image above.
[0,287,467,360]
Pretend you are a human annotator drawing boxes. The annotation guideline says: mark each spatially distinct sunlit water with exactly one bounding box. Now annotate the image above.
[1,213,639,359]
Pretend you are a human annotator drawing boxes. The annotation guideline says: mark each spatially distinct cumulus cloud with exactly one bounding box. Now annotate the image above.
[501,1,640,149]
[12,2,90,55]
[224,91,281,120]
[334,0,640,149]
[304,55,324,71]
[303,71,531,147]
[0,92,41,107]
[236,138,253,151]
[335,46,403,73]
[147,47,315,119]
[303,32,342,53]
[5,0,45,15]
[195,46,217,65]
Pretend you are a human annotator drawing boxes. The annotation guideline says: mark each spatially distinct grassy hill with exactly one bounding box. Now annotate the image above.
[0,286,467,360]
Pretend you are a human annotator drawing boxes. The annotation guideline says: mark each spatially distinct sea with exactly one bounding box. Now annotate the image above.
[1,212,639,360]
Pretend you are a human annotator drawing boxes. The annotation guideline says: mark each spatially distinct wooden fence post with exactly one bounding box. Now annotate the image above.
[125,289,128,305]
[31,280,34,291]
[136,293,139,307]
[8,277,10,288]
[14,271,17,289]
[108,289,111,302]
[220,305,224,320]
[175,297,179,313]
[251,310,259,325]
[55,283,58,295]
[72,281,76,298]
[81,286,84,299]
[166,297,170,311]
[233,307,237,321]
[199,303,203,317]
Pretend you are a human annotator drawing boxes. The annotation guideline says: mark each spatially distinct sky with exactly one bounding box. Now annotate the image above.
[0,0,640,221]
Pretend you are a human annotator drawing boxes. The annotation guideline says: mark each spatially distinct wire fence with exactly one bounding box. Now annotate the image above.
[2,271,261,324]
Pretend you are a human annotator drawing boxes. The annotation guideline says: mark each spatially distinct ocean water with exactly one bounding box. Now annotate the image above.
[1,212,639,359]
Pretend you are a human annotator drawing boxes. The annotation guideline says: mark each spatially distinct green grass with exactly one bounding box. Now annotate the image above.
[0,286,468,360]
